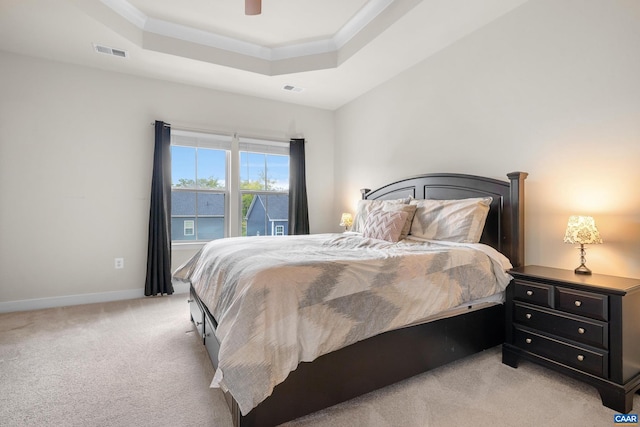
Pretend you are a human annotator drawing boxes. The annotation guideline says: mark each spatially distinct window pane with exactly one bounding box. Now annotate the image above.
[171,190,225,241]
[266,154,289,191]
[240,152,267,190]
[171,190,196,241]
[240,152,289,191]
[171,146,196,188]
[242,193,289,237]
[196,193,225,240]
[197,148,226,189]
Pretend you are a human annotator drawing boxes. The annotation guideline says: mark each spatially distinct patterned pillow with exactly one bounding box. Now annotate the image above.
[382,203,417,239]
[352,198,409,233]
[409,197,492,243]
[362,209,409,243]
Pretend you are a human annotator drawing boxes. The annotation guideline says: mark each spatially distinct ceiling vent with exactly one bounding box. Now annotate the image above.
[93,43,129,58]
[282,85,304,93]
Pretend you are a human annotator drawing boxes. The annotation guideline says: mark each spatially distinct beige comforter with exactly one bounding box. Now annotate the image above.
[172,233,512,415]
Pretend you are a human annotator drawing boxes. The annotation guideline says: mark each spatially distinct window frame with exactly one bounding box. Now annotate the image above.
[170,130,290,245]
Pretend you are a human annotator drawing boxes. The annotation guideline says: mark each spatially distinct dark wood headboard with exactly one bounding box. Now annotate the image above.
[362,172,527,268]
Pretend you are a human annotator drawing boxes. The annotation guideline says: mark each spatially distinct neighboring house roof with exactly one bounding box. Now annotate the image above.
[171,191,225,216]
[246,194,289,221]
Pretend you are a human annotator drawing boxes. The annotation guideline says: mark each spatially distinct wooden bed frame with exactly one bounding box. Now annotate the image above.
[188,171,527,427]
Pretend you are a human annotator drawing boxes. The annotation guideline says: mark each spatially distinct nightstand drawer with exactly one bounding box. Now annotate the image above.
[514,302,607,349]
[556,287,608,321]
[514,327,608,378]
[513,280,553,308]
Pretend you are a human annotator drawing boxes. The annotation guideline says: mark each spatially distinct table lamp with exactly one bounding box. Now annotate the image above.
[563,215,602,275]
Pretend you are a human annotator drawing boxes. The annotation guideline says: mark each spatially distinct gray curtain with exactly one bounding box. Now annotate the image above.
[145,121,174,296]
[288,138,310,235]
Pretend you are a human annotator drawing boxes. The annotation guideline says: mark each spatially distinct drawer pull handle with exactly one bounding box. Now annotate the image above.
[525,313,532,319]
[578,327,585,334]
[187,299,194,303]
[196,321,203,326]
[525,338,532,344]
[574,300,582,307]
[577,355,584,362]
[526,290,533,296]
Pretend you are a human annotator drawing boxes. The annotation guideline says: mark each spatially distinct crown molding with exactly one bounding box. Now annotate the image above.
[95,0,418,75]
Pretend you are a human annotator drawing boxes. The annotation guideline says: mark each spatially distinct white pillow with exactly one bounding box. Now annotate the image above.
[409,197,492,243]
[362,210,409,243]
[352,198,409,233]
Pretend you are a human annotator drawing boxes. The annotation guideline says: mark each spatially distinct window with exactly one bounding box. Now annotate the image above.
[183,220,195,236]
[170,130,289,242]
[239,138,290,237]
[171,130,230,242]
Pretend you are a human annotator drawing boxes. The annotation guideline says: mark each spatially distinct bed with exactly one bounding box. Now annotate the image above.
[174,171,527,427]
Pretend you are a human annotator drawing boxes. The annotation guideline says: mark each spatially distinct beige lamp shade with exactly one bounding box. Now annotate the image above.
[563,215,603,245]
[339,213,353,230]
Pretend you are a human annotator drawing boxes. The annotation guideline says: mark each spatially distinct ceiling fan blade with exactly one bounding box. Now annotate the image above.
[245,0,261,15]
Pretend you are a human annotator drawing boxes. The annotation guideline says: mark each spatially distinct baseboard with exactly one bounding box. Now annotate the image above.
[0,280,189,313]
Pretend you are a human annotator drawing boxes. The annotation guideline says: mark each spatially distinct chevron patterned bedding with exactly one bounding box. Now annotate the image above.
[172,233,512,415]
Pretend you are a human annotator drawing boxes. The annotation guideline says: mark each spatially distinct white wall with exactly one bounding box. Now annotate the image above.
[3,0,639,312]
[335,0,640,278]
[0,52,334,309]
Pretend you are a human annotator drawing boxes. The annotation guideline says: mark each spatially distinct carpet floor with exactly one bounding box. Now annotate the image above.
[0,295,637,426]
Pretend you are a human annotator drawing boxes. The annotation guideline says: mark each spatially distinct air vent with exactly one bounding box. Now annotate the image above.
[93,43,129,59]
[282,85,304,93]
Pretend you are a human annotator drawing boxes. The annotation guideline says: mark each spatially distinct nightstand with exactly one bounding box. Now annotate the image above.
[502,265,640,413]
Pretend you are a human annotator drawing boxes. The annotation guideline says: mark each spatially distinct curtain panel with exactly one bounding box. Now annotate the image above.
[145,121,174,296]
[288,138,310,235]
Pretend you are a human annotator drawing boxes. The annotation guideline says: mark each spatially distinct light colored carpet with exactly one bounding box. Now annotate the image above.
[0,296,637,426]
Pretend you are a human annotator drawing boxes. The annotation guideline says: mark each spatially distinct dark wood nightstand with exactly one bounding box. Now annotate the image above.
[502,265,640,413]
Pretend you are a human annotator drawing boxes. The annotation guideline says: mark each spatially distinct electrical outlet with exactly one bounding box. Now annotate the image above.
[114,258,124,269]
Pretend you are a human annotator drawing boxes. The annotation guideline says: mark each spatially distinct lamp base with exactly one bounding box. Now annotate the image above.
[574,263,592,275]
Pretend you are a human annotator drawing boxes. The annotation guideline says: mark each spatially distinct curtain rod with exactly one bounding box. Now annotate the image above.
[150,122,304,143]
[150,122,229,135]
